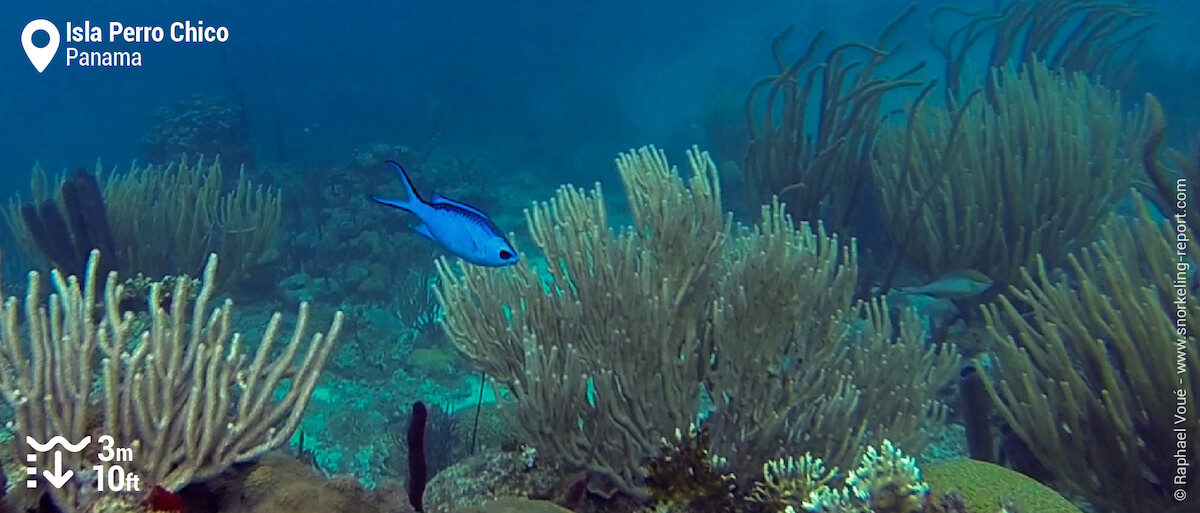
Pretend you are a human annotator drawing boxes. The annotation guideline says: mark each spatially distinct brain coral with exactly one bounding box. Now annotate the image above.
[923,459,1081,513]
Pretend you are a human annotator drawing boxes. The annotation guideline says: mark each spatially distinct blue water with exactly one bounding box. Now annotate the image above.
[2,1,1193,192]
[0,0,971,192]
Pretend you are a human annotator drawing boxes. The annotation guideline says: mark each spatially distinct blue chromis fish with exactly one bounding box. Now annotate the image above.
[896,269,993,300]
[371,161,519,267]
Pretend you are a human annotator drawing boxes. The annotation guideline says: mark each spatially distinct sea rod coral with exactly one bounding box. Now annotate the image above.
[435,145,959,500]
[0,250,342,513]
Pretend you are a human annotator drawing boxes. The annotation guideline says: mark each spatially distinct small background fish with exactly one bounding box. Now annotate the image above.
[895,269,994,300]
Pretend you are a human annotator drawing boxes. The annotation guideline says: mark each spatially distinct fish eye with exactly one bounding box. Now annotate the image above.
[499,250,514,260]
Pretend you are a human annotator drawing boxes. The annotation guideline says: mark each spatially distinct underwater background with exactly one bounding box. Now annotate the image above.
[1,0,1199,513]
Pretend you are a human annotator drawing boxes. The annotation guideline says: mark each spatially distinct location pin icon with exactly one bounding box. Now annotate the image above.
[22,20,59,73]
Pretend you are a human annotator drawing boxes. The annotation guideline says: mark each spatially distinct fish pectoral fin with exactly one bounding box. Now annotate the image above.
[412,224,434,240]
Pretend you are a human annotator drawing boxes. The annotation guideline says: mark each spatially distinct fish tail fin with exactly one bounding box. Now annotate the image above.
[370,195,416,213]
[387,160,424,204]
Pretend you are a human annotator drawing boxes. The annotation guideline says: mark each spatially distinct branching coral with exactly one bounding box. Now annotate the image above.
[980,194,1199,513]
[706,288,958,483]
[873,60,1146,295]
[1141,93,1200,233]
[750,454,838,511]
[0,250,342,512]
[742,5,926,234]
[753,443,1078,513]
[435,145,959,500]
[103,155,281,289]
[435,146,725,498]
[3,155,281,292]
[752,440,929,513]
[931,0,1157,102]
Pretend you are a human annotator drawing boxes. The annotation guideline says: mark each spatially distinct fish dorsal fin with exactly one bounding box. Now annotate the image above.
[431,193,489,218]
[944,269,992,284]
[430,193,506,237]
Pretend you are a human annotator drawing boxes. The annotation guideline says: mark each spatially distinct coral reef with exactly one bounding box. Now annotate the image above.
[641,425,736,513]
[981,195,1199,512]
[751,440,929,513]
[2,156,281,292]
[7,169,118,279]
[143,94,255,170]
[1,5,1183,512]
[0,251,342,511]
[930,0,1156,100]
[742,5,925,235]
[101,156,282,289]
[873,60,1146,296]
[436,145,959,500]
[270,145,446,305]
